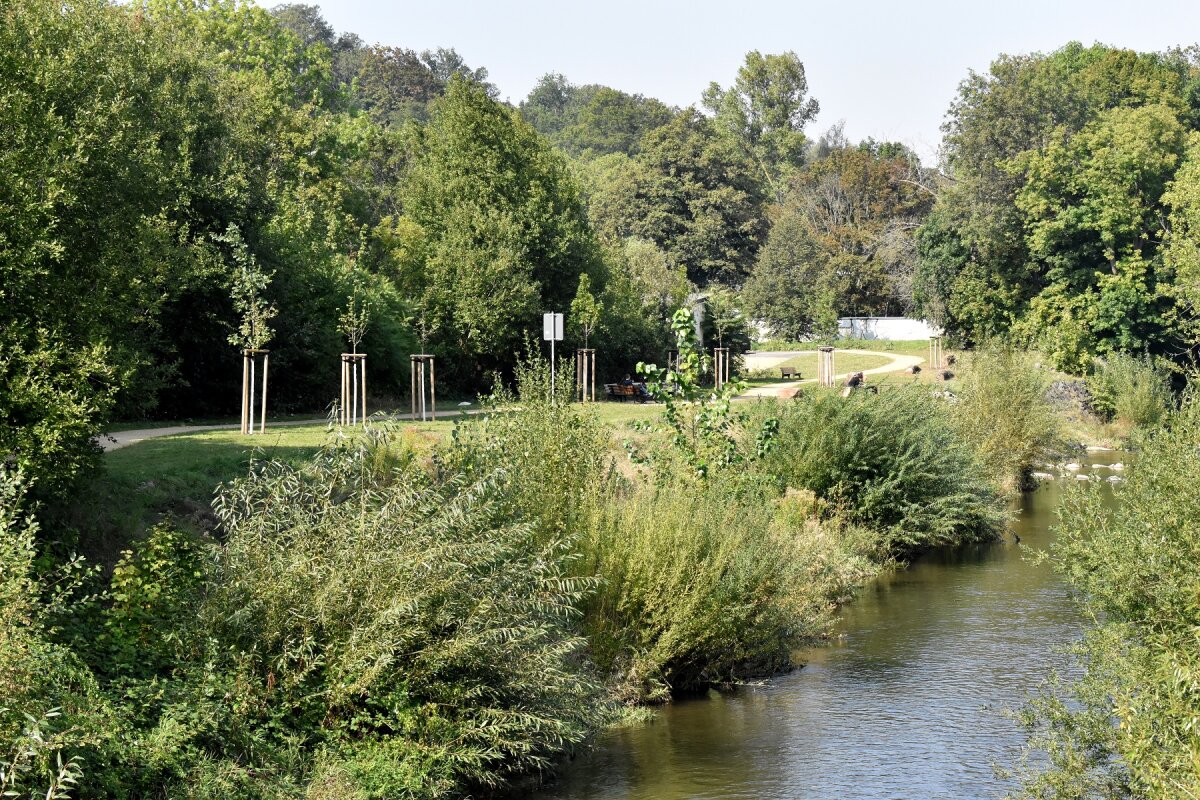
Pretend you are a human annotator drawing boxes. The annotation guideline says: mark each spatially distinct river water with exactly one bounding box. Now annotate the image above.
[534,453,1123,800]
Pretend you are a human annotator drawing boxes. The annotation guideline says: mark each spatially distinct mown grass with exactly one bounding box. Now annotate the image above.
[744,351,895,385]
[753,338,933,357]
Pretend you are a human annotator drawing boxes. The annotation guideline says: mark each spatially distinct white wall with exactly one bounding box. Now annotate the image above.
[837,317,941,340]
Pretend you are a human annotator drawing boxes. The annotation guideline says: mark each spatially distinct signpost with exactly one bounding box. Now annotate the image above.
[543,312,564,394]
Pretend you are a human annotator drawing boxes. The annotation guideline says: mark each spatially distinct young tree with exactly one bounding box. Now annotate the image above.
[569,273,602,348]
[339,252,372,355]
[219,226,276,352]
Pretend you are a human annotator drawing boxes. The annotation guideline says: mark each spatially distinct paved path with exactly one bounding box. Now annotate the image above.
[103,350,923,451]
[741,349,924,398]
[101,410,460,451]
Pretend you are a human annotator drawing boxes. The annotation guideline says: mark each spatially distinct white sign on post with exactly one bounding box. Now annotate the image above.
[543,312,564,395]
[543,312,564,342]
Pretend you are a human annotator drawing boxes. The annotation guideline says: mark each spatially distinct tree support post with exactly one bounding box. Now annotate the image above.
[240,349,269,434]
[340,354,367,426]
[929,336,943,370]
[576,348,596,402]
[410,354,436,422]
[818,346,835,388]
[713,347,730,389]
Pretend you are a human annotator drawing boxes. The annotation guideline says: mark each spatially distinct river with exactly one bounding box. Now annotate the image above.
[533,452,1123,800]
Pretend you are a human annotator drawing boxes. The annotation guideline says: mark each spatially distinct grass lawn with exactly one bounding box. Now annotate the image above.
[752,338,933,357]
[77,402,666,563]
[105,399,479,432]
[745,351,895,386]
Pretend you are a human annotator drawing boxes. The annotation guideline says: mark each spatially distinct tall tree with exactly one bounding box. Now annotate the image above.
[703,51,820,201]
[395,78,602,380]
[585,111,769,285]
[917,42,1191,362]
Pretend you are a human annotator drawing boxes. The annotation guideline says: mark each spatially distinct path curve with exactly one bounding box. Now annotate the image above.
[741,349,923,398]
[102,417,327,451]
[102,350,924,451]
[101,410,452,452]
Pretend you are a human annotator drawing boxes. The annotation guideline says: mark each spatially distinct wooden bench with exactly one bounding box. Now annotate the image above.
[604,383,641,402]
[780,366,801,379]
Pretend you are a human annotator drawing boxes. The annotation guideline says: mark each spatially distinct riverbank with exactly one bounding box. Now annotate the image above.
[532,451,1125,800]
[11,347,1081,798]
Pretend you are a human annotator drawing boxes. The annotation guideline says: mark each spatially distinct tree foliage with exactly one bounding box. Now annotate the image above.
[702,50,820,200]
[916,43,1200,369]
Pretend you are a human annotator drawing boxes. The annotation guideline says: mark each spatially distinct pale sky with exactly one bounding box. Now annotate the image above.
[298,0,1200,165]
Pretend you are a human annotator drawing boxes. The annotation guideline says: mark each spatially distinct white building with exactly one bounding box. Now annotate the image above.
[837,317,941,340]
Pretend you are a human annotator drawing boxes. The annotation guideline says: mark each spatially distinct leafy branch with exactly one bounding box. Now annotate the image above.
[636,307,773,478]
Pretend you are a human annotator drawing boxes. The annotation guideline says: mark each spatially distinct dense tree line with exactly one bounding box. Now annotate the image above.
[0,0,671,497]
[9,1,1200,500]
[914,43,1200,371]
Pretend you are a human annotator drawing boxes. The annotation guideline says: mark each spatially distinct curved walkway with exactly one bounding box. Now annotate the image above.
[102,417,326,451]
[740,349,924,398]
[102,350,924,451]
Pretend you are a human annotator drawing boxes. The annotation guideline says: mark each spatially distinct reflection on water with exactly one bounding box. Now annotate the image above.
[534,453,1122,800]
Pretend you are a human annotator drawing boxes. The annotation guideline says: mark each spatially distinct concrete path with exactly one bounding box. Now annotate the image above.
[103,417,326,451]
[103,350,922,452]
[741,349,924,398]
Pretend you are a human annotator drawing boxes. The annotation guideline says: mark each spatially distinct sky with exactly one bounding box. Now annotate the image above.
[296,0,1200,165]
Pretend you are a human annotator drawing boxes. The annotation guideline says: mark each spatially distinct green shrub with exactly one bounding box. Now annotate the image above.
[761,390,1006,554]
[444,354,609,544]
[100,525,209,678]
[0,332,119,500]
[207,434,607,797]
[0,469,103,798]
[1013,398,1200,798]
[954,346,1062,491]
[578,472,872,702]
[1087,352,1173,427]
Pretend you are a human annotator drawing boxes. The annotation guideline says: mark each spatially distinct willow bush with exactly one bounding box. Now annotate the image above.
[206,435,607,797]
[1012,399,1200,798]
[443,353,609,544]
[578,473,875,702]
[760,390,1006,555]
[954,346,1062,493]
[1087,352,1174,429]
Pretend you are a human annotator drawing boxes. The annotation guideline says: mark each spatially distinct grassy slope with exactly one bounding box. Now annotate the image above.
[80,405,667,562]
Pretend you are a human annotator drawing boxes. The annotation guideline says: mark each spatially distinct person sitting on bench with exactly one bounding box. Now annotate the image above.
[624,374,651,400]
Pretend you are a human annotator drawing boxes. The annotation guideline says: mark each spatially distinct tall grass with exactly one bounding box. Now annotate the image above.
[1087,352,1173,428]
[579,474,874,702]
[954,346,1062,492]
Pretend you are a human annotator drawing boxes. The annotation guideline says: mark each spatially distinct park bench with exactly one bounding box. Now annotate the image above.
[780,366,800,379]
[604,383,642,402]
